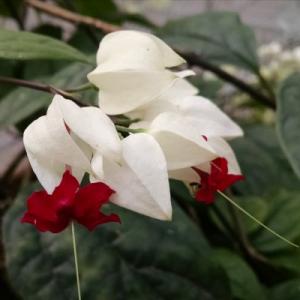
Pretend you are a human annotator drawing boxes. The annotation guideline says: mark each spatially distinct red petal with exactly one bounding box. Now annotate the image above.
[52,170,79,205]
[217,174,245,191]
[25,191,57,222]
[72,182,120,231]
[195,186,215,204]
[21,170,79,233]
[194,157,244,205]
[211,157,228,179]
[21,212,70,233]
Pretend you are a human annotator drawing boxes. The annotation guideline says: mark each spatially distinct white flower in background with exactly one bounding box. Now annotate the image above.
[24,95,172,220]
[87,30,194,115]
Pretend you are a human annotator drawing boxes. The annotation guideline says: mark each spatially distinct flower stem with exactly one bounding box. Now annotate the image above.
[115,125,144,134]
[71,222,82,300]
[218,191,299,248]
[0,76,83,106]
[65,82,94,93]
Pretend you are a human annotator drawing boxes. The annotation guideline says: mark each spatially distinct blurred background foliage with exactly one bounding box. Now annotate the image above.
[0,1,300,299]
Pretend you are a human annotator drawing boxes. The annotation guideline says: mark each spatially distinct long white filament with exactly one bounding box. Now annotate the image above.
[71,222,82,300]
[218,191,299,248]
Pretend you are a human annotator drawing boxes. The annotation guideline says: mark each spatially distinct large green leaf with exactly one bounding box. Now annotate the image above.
[231,125,300,195]
[0,0,22,17]
[277,72,300,179]
[158,11,259,72]
[0,29,89,63]
[213,190,300,254]
[3,184,231,300]
[269,279,300,300]
[213,249,266,300]
[72,0,117,20]
[247,191,300,253]
[210,195,269,237]
[61,0,155,28]
[0,59,19,97]
[0,62,95,128]
[22,25,69,79]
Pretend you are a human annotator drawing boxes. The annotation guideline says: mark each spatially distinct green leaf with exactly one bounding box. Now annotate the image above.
[72,0,117,20]
[249,190,300,253]
[231,125,300,195]
[210,189,300,254]
[0,62,95,128]
[277,72,300,179]
[62,0,155,28]
[217,190,300,254]
[3,184,231,300]
[22,25,69,79]
[158,11,259,72]
[270,251,300,274]
[211,195,269,236]
[269,279,300,300]
[0,29,90,63]
[0,0,22,17]
[0,59,19,97]
[213,249,266,300]
[69,26,103,54]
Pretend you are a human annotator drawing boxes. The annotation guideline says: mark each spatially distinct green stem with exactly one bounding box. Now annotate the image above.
[71,222,82,300]
[114,118,141,126]
[115,125,144,134]
[65,82,94,93]
[218,191,299,248]
[257,71,276,102]
[226,201,268,262]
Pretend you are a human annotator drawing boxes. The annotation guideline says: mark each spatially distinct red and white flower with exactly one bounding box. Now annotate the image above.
[23,95,172,222]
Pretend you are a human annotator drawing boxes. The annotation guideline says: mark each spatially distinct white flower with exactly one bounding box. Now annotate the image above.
[169,136,242,183]
[24,95,172,220]
[125,77,198,123]
[129,79,243,139]
[125,77,243,182]
[87,30,194,115]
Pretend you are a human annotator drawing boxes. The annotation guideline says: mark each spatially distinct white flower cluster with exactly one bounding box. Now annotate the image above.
[258,42,300,82]
[23,31,243,220]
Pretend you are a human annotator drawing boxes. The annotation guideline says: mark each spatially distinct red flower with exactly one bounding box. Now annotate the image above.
[194,157,244,204]
[21,170,120,233]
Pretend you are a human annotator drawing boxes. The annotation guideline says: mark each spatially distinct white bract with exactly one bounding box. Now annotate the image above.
[87,30,194,115]
[24,95,172,220]
[169,136,242,183]
[126,78,243,181]
[24,30,243,222]
[129,78,243,139]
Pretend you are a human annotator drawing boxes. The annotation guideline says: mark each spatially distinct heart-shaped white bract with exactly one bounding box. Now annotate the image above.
[24,97,92,193]
[148,112,217,170]
[87,30,194,115]
[168,136,242,184]
[95,133,172,220]
[24,95,123,193]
